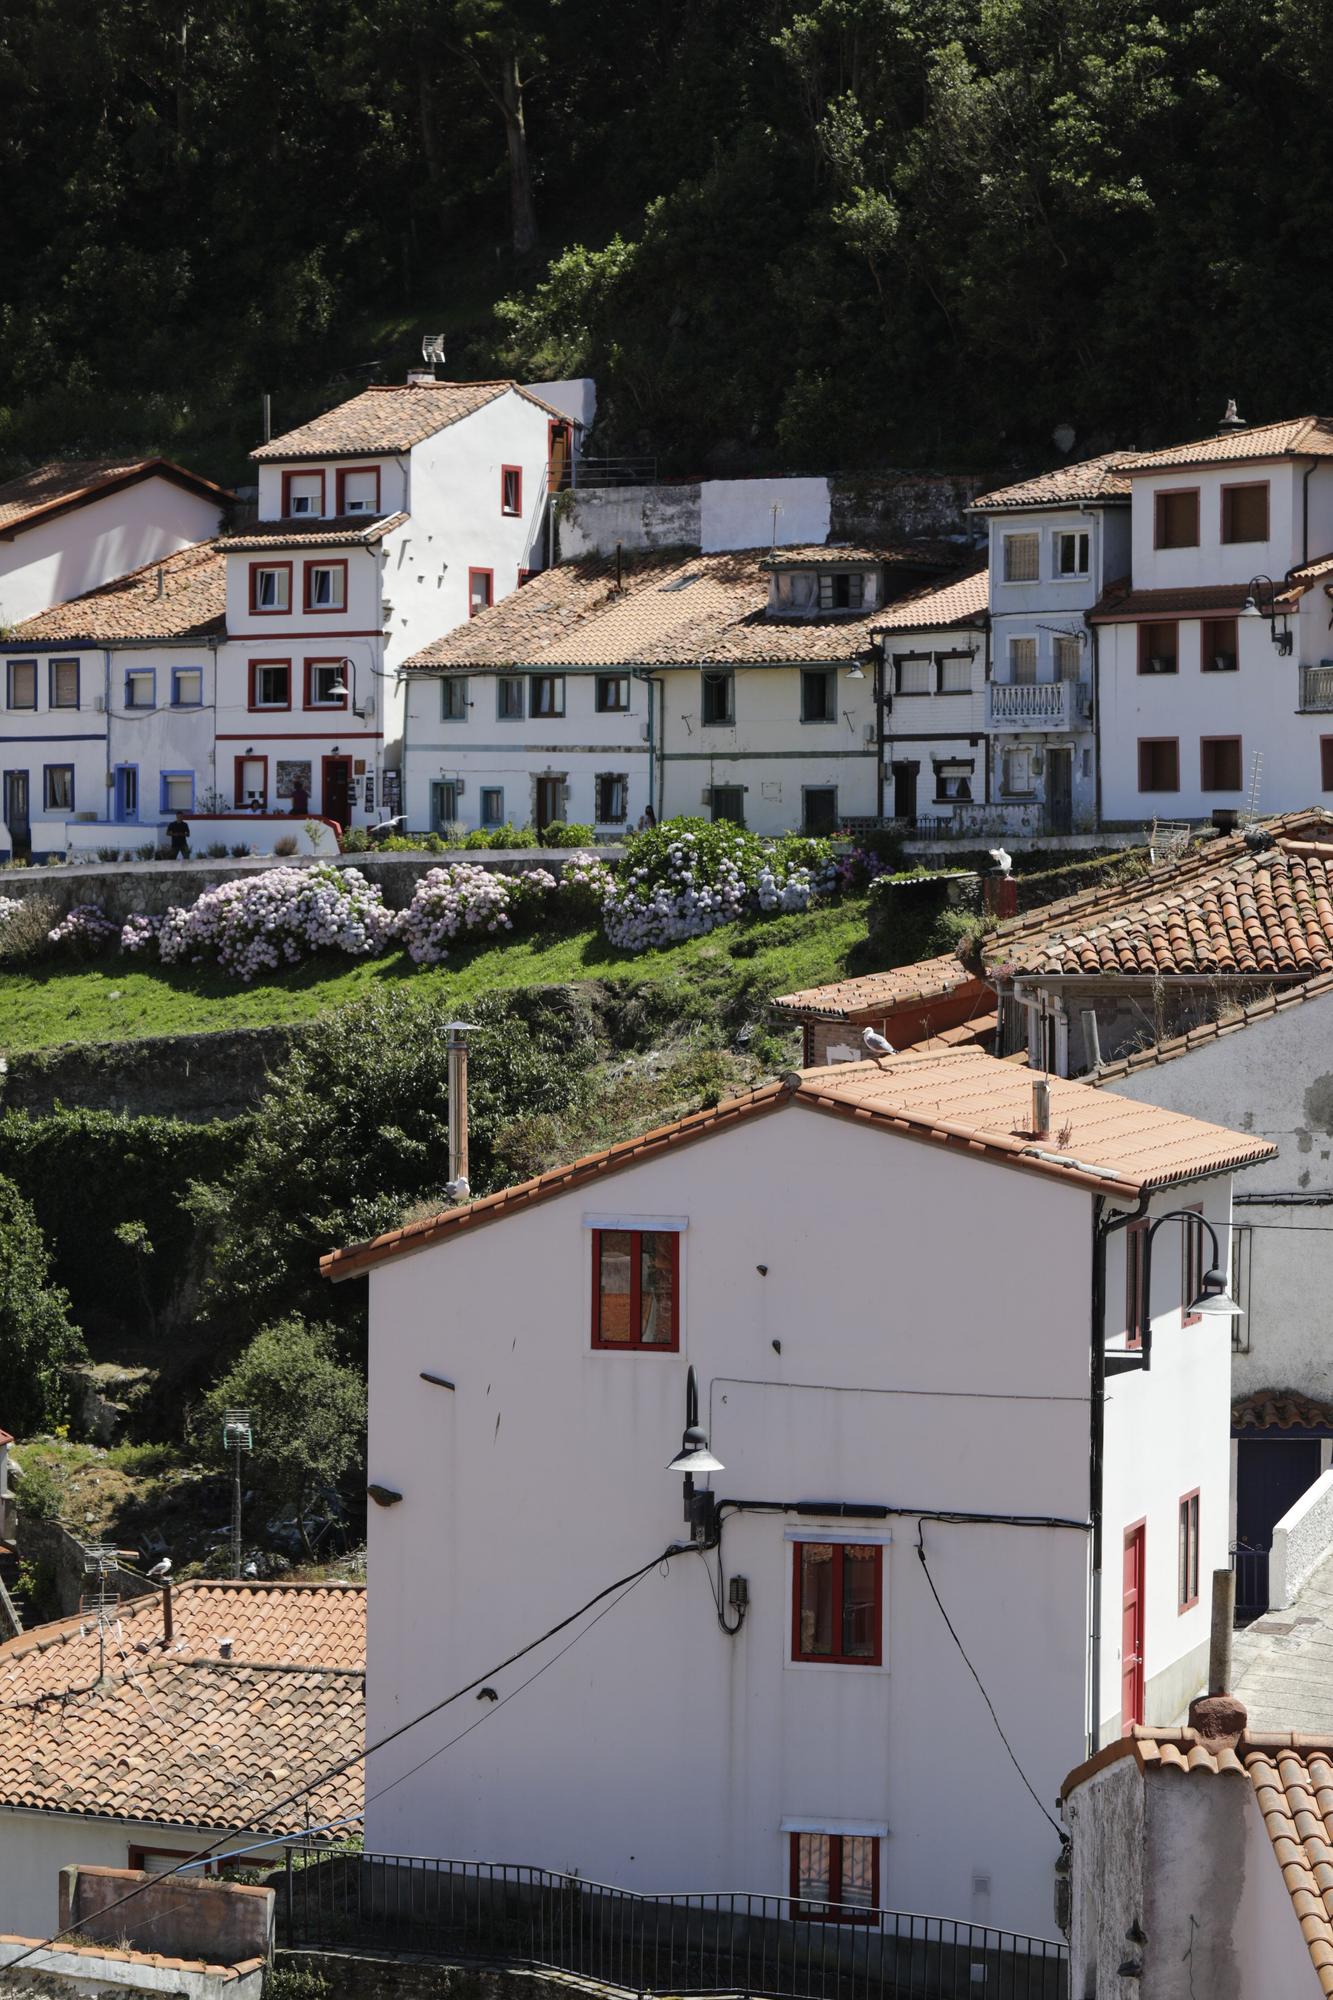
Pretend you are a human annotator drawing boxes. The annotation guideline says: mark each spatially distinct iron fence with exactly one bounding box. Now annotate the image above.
[1231,1539,1269,1623]
[280,1851,1067,2000]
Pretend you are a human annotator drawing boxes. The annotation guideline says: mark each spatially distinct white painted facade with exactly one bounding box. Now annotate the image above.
[0,477,226,629]
[880,620,988,831]
[357,1099,1238,1940]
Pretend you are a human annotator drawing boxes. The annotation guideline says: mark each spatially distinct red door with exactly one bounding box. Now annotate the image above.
[321,756,353,829]
[1122,1523,1146,1732]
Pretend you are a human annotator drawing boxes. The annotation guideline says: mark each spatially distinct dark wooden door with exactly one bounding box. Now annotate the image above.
[322,756,353,828]
[535,776,564,829]
[892,762,917,822]
[710,786,745,827]
[1046,749,1073,834]
[1122,1523,1146,1731]
[1235,1438,1323,1617]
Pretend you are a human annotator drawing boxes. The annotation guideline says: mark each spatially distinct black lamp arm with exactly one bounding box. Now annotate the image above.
[1136,1208,1222,1363]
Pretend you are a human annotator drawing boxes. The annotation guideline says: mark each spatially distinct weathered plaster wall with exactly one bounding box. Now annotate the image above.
[61,1866,272,1965]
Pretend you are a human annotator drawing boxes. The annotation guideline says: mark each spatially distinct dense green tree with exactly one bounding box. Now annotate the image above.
[0,1173,85,1433]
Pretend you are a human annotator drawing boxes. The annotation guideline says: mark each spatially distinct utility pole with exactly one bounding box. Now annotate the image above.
[223,1409,253,1579]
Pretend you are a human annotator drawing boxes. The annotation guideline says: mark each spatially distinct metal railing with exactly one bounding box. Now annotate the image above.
[280,1852,1068,1999]
[1231,1540,1269,1623]
[554,455,659,491]
[1299,665,1333,712]
[986,683,1085,731]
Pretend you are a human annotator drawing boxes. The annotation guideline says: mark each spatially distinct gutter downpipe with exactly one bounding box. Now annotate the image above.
[1305,459,1317,567]
[1089,1187,1151,1756]
[632,668,665,819]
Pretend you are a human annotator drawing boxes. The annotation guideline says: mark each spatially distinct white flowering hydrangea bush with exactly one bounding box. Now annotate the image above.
[399,863,516,964]
[150,865,397,980]
[600,820,836,952]
[558,851,615,927]
[47,904,121,955]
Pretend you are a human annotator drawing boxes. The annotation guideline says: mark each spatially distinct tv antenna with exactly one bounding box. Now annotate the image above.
[422,334,446,369]
[223,1409,253,1579]
[82,1545,121,1685]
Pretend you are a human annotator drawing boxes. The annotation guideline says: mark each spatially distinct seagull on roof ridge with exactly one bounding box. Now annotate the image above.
[863,1027,896,1056]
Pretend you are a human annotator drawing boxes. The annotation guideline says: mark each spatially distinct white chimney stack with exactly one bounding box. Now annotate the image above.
[1032,1078,1051,1138]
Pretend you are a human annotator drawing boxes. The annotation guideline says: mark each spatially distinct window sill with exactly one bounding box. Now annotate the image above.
[785,1656,890,1677]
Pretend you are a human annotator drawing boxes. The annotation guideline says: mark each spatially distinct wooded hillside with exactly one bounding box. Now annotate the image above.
[3,0,1329,481]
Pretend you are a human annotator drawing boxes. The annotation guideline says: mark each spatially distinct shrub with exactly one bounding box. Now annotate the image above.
[0,1174,85,1432]
[540,821,595,848]
[95,847,122,863]
[601,819,756,950]
[136,841,162,861]
[273,834,299,856]
[339,826,370,853]
[12,1456,63,1522]
[486,821,536,849]
[399,863,514,963]
[204,842,230,859]
[46,903,121,957]
[229,843,254,858]
[121,912,161,953]
[559,851,615,926]
[505,867,558,932]
[0,894,56,963]
[153,865,397,980]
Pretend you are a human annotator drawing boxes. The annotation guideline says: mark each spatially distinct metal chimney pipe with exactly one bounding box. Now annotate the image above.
[262,393,272,444]
[1032,1077,1051,1138]
[161,1578,174,1648]
[446,1022,477,1199]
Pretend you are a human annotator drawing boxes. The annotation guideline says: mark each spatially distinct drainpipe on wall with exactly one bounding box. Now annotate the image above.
[1088,1189,1151,1755]
[103,649,113,822]
[1304,459,1317,568]
[632,668,665,819]
[1089,621,1102,832]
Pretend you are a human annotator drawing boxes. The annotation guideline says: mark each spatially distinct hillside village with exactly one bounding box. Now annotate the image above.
[9,377,1333,2000]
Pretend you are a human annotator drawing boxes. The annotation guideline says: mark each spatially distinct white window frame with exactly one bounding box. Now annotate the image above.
[307,565,345,612]
[253,566,288,612]
[253,663,290,709]
[286,474,323,517]
[125,668,155,710]
[1051,527,1091,580]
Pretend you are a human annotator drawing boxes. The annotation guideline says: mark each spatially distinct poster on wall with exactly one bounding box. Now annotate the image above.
[276,760,313,801]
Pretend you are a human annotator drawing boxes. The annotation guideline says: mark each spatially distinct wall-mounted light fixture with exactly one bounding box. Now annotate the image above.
[1242,577,1293,657]
[666,1364,724,1545]
[1123,1209,1242,1372]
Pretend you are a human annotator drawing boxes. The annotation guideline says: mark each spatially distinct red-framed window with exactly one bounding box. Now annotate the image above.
[517,566,534,587]
[248,659,291,711]
[788,1833,879,1922]
[304,559,348,614]
[468,568,494,618]
[1138,622,1179,674]
[282,469,325,518]
[249,562,292,615]
[304,658,348,710]
[1154,488,1200,549]
[1200,736,1242,791]
[336,466,382,515]
[1181,1204,1204,1326]
[1200,617,1238,673]
[791,1542,883,1664]
[1124,1218,1149,1347]
[1221,481,1269,545]
[1178,1490,1200,1611]
[501,465,523,516]
[590,1229,679,1350]
[234,754,269,810]
[1138,738,1180,792]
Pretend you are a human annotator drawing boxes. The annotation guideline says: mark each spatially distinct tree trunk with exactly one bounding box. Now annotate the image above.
[500,52,538,256]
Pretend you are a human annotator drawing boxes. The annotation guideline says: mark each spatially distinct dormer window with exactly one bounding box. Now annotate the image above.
[818,572,865,612]
[336,467,381,515]
[283,471,325,517]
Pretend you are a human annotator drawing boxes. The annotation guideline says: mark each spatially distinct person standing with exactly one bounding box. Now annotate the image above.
[166,812,191,860]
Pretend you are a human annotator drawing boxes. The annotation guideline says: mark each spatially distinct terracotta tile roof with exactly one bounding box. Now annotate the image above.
[758,541,959,568]
[323,1047,1273,1281]
[1063,1726,1333,1998]
[1233,1391,1333,1434]
[252,380,565,462]
[1089,579,1254,621]
[0,459,232,537]
[220,514,406,551]
[0,1582,363,1835]
[1004,846,1333,979]
[2,540,225,647]
[874,563,989,631]
[970,452,1140,512]
[772,953,975,1020]
[1125,415,1333,472]
[402,545,949,672]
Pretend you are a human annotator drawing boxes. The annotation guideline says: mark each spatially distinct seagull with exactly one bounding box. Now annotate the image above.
[476,1686,499,1703]
[989,847,1013,876]
[863,1027,896,1057]
[147,1558,172,1580]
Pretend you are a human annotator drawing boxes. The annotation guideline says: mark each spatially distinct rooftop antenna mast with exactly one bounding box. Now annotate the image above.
[223,1409,253,1579]
[1245,750,1264,823]
[421,334,446,377]
[82,1545,121,1686]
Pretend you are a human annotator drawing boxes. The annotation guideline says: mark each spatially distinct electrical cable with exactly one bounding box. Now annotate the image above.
[913,1522,1063,1839]
[1,1539,695,1974]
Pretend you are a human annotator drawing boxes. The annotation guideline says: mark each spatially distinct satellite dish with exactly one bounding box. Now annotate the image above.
[422,334,446,366]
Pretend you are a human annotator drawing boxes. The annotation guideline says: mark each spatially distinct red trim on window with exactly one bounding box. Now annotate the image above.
[468,568,494,617]
[1178,1489,1201,1611]
[1181,1203,1204,1327]
[335,465,381,514]
[303,658,349,711]
[249,561,293,616]
[1200,735,1242,792]
[788,1833,880,1923]
[248,658,292,712]
[517,567,533,587]
[233,753,269,809]
[501,465,523,516]
[590,1229,680,1351]
[1153,486,1201,550]
[1137,737,1180,792]
[1220,480,1269,545]
[1137,622,1179,674]
[282,469,326,517]
[303,558,348,615]
[791,1542,883,1665]
[1124,1219,1148,1347]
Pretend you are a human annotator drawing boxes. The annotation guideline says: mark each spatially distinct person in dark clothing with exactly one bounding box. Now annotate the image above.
[289,777,309,817]
[166,813,191,860]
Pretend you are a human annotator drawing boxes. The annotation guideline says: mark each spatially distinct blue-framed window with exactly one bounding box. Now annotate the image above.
[480,786,504,827]
[42,764,74,812]
[160,771,195,813]
[6,660,37,710]
[171,666,203,707]
[124,667,156,710]
[49,659,80,709]
[113,765,139,822]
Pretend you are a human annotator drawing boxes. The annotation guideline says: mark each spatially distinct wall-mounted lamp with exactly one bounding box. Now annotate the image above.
[1124,1208,1242,1372]
[327,659,368,717]
[1242,577,1293,657]
[846,663,866,681]
[666,1364,723,1544]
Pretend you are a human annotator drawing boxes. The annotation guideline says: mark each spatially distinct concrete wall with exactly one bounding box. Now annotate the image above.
[60,1867,272,1965]
[363,1099,1107,1938]
[0,1939,264,2000]
[1269,1468,1333,1610]
[0,484,226,630]
[0,1812,284,1940]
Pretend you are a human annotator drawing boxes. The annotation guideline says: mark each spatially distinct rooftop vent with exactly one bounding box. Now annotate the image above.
[1216,398,1247,431]
[1031,1077,1051,1139]
[406,369,437,388]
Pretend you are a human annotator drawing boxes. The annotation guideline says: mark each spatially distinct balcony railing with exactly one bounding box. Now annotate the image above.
[1299,665,1333,712]
[987,682,1087,732]
[279,1851,1069,2000]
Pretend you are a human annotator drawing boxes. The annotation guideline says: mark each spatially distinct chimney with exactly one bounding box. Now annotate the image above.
[1031,1077,1051,1138]
[156,566,165,599]
[406,369,437,388]
[1216,398,1247,431]
[446,1022,477,1201]
[1187,1569,1248,1743]
[161,1578,173,1648]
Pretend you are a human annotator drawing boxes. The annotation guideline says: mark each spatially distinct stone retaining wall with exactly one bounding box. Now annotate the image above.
[2,1025,303,1124]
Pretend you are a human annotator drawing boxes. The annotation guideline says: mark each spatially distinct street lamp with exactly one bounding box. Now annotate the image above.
[666,1364,724,1544]
[1241,576,1293,657]
[326,660,367,717]
[1129,1210,1242,1371]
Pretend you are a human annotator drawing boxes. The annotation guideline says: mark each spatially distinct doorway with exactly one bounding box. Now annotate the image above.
[1235,1438,1323,1619]
[2,771,30,859]
[431,781,460,832]
[891,761,918,823]
[710,786,745,827]
[1122,1522,1146,1731]
[1046,748,1073,834]
[113,765,139,823]
[322,756,353,828]
[802,787,839,836]
[535,775,565,831]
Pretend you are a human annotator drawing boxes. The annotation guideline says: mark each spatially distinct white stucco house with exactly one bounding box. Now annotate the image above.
[399,540,963,837]
[323,1046,1271,1941]
[1092,413,1333,825]
[0,458,232,631]
[874,563,990,831]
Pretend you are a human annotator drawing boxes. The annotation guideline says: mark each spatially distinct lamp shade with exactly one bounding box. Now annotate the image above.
[1188,1267,1242,1317]
[666,1425,725,1476]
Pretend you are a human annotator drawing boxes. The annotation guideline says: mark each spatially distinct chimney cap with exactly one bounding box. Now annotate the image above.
[406,369,438,387]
